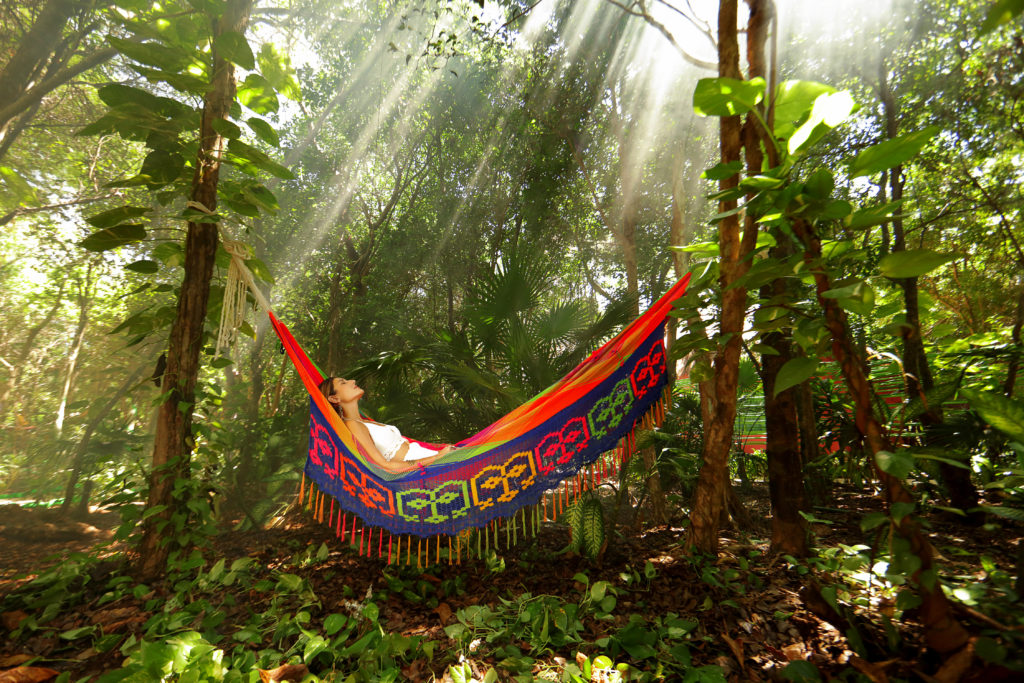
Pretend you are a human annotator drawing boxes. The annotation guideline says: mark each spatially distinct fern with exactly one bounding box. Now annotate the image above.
[580,496,605,559]
[962,389,1024,445]
[979,505,1024,523]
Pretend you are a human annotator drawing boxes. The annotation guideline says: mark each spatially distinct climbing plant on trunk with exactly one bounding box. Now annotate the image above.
[74,0,296,579]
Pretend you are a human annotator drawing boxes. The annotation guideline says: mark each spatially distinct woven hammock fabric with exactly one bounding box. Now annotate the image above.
[269,273,690,540]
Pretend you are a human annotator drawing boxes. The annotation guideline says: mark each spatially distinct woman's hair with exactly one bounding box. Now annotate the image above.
[318,377,340,414]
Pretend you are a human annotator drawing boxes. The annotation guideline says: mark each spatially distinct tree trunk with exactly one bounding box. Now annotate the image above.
[56,266,93,438]
[0,279,65,423]
[62,366,146,513]
[879,62,978,515]
[687,0,753,554]
[1005,286,1024,397]
[791,216,969,656]
[136,0,254,581]
[0,0,117,154]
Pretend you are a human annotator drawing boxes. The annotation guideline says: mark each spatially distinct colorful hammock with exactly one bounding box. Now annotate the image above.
[267,273,690,564]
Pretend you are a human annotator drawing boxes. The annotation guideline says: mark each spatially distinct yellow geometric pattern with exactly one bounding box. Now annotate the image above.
[470,451,537,510]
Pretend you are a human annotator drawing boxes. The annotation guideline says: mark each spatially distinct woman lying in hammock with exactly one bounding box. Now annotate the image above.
[318,376,455,471]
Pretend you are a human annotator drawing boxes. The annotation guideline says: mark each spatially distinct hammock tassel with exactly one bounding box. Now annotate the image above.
[298,473,306,506]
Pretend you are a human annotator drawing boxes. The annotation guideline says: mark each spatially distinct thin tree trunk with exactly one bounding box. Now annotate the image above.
[791,216,969,656]
[137,0,254,581]
[0,280,65,422]
[687,0,754,554]
[1005,286,1024,397]
[56,268,93,438]
[62,366,146,513]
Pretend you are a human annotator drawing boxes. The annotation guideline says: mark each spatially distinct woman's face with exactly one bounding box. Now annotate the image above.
[329,377,364,404]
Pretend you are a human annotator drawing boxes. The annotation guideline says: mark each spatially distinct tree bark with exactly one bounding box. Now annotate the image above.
[740,0,807,555]
[791,216,969,656]
[687,0,753,554]
[136,0,254,581]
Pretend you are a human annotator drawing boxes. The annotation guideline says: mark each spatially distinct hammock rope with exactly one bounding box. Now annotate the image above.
[220,244,689,564]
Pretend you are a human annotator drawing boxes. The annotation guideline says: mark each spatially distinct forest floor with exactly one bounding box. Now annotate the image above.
[0,487,1021,682]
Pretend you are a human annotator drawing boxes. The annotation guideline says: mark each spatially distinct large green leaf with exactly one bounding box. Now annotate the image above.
[693,77,766,117]
[245,117,280,146]
[257,43,301,100]
[878,249,957,279]
[227,139,294,179]
[845,201,902,230]
[87,206,151,229]
[214,31,254,70]
[773,357,819,397]
[108,36,191,72]
[81,224,147,251]
[850,126,940,177]
[961,389,1024,445]
[773,80,836,137]
[875,450,914,480]
[788,91,855,155]
[237,74,279,115]
[981,0,1024,35]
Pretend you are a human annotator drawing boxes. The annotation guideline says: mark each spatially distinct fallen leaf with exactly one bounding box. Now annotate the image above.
[0,659,30,669]
[782,643,805,661]
[435,602,452,625]
[849,656,889,683]
[258,664,309,683]
[1,612,29,631]
[933,639,975,683]
[0,666,60,683]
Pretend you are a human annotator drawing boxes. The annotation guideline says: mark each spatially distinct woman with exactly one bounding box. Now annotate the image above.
[318,376,454,471]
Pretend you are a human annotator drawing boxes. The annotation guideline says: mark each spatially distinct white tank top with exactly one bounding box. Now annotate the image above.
[360,421,438,462]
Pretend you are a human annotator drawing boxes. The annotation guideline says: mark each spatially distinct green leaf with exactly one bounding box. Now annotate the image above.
[108,36,192,72]
[81,224,147,252]
[154,241,184,267]
[981,0,1024,35]
[788,91,855,155]
[87,205,151,229]
[211,118,242,140]
[257,43,301,100]
[773,80,836,137]
[844,201,902,230]
[702,161,743,181]
[60,625,98,640]
[850,126,940,177]
[673,242,719,256]
[804,168,834,199]
[214,31,254,70]
[878,249,958,279]
[324,613,347,636]
[236,74,279,115]
[138,150,185,186]
[245,117,280,146]
[975,636,1007,663]
[227,139,294,179]
[977,505,1024,523]
[875,450,913,480]
[773,357,819,397]
[693,77,766,116]
[126,259,159,274]
[961,389,1024,444]
[860,511,888,532]
[780,660,822,683]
